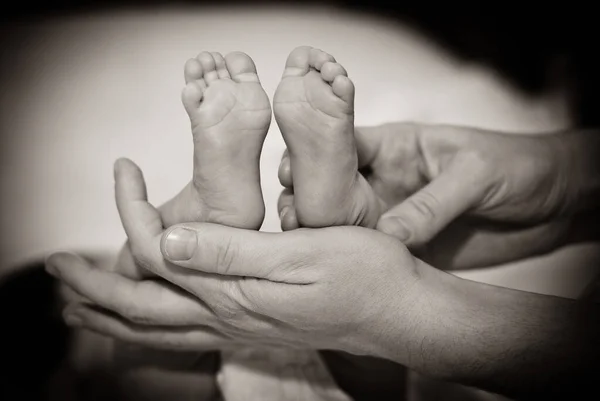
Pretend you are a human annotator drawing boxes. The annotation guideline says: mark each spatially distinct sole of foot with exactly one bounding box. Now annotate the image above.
[273,46,380,230]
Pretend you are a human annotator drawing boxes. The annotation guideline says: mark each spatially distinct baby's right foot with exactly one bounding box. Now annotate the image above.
[273,46,380,229]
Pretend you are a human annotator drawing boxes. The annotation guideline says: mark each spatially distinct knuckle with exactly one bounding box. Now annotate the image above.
[458,150,500,200]
[459,150,492,179]
[468,149,488,169]
[408,190,440,222]
[401,191,442,244]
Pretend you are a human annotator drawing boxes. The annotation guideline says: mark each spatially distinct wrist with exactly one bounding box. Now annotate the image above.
[377,262,480,376]
[376,260,531,380]
[366,259,464,371]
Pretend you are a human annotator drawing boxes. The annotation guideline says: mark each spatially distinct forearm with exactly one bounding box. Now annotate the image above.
[553,128,600,215]
[547,128,600,245]
[380,261,600,400]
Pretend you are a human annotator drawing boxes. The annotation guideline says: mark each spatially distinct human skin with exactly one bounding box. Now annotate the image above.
[280,123,600,270]
[46,223,600,400]
[47,124,600,399]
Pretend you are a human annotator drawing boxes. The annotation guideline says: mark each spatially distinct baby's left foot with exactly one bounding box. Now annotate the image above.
[177,51,271,229]
[115,51,271,278]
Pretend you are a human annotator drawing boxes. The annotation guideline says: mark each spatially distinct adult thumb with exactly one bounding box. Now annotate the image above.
[377,160,487,246]
[160,223,313,284]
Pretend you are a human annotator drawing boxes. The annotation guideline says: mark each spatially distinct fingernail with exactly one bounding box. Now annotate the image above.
[279,206,290,221]
[64,313,83,327]
[379,218,411,242]
[165,228,197,261]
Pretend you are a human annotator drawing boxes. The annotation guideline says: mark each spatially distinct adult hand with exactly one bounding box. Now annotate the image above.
[279,123,599,269]
[46,159,422,356]
[45,160,600,401]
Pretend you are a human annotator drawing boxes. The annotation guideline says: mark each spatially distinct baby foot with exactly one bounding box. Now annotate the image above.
[273,46,380,229]
[115,51,270,278]
[176,51,271,229]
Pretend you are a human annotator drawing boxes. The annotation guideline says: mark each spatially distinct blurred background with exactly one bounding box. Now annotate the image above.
[1,1,598,400]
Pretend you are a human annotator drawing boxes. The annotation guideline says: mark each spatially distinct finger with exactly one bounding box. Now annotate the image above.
[112,242,155,280]
[354,125,385,168]
[277,189,299,231]
[113,158,187,283]
[63,304,231,351]
[112,161,243,303]
[114,158,163,245]
[46,252,215,326]
[377,157,489,246]
[117,196,231,301]
[160,223,315,283]
[278,149,293,188]
[425,219,571,270]
[113,158,162,279]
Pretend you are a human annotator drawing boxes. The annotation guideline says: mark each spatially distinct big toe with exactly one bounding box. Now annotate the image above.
[225,51,260,83]
[282,46,311,77]
[282,46,336,77]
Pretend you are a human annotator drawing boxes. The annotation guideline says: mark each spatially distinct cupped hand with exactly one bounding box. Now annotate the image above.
[279,123,590,269]
[45,159,421,356]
